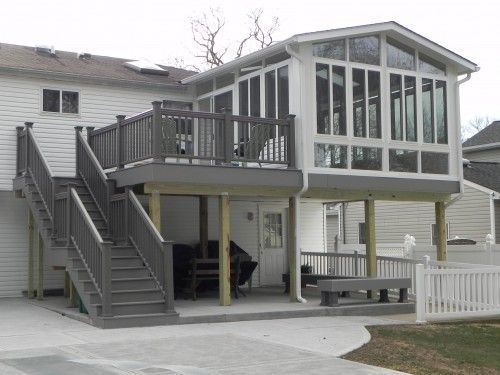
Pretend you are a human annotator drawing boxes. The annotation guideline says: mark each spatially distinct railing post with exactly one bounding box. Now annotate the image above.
[66,184,73,247]
[74,126,83,174]
[124,187,130,244]
[115,115,125,170]
[152,101,163,163]
[423,255,430,269]
[486,234,494,265]
[354,250,359,276]
[163,242,175,312]
[16,126,24,176]
[415,263,426,323]
[101,242,113,317]
[223,107,233,164]
[106,180,114,238]
[24,122,33,173]
[286,114,296,168]
[86,126,95,148]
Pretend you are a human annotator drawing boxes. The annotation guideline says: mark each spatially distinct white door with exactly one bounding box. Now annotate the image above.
[259,209,287,286]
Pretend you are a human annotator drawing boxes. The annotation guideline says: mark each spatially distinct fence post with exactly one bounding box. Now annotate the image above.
[485,234,494,265]
[24,122,33,173]
[354,250,359,276]
[101,242,113,317]
[115,115,125,170]
[286,114,296,169]
[404,234,416,259]
[152,101,163,163]
[223,108,233,164]
[415,263,426,323]
[163,242,175,313]
[86,126,95,148]
[422,255,430,269]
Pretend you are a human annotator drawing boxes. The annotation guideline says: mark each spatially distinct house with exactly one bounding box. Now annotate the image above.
[4,21,478,327]
[463,120,500,162]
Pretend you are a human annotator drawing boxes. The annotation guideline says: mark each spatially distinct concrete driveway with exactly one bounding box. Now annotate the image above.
[0,298,408,374]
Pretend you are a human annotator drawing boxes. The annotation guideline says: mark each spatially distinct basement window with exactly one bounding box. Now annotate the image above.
[42,89,79,114]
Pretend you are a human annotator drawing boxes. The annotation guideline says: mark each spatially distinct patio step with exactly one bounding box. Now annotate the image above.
[88,289,164,304]
[89,300,166,316]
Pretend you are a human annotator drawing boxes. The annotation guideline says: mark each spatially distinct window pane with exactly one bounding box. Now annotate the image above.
[216,73,234,89]
[313,39,345,60]
[368,71,381,138]
[214,91,232,113]
[62,91,78,114]
[265,71,276,118]
[332,66,346,135]
[316,63,330,134]
[389,149,418,172]
[43,89,60,112]
[238,80,248,116]
[314,143,347,168]
[352,68,366,137]
[390,74,403,140]
[421,152,448,174]
[358,223,366,244]
[250,76,260,117]
[422,78,434,143]
[419,53,446,75]
[387,37,415,70]
[405,76,417,141]
[264,213,283,248]
[352,146,382,170]
[349,35,380,65]
[277,66,289,119]
[436,80,448,144]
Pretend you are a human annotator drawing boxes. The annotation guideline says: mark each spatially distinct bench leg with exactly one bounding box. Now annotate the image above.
[398,288,408,303]
[340,291,351,298]
[321,291,339,307]
[378,289,390,303]
[284,280,290,295]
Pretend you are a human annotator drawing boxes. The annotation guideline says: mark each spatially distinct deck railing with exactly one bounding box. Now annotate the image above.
[88,102,295,169]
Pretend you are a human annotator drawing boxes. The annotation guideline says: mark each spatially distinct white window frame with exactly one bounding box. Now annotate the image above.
[40,87,80,116]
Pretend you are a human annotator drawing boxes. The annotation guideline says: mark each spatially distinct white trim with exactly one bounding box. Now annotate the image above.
[463,179,500,197]
[463,142,500,153]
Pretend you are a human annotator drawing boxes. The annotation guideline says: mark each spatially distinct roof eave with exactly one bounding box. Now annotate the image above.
[463,142,500,152]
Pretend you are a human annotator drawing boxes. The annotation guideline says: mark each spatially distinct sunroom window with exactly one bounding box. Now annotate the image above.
[389,149,418,173]
[419,53,446,76]
[390,74,417,141]
[316,64,330,134]
[314,143,347,168]
[313,39,346,60]
[387,37,415,70]
[422,78,448,144]
[351,146,382,170]
[349,35,380,65]
[421,152,448,174]
[315,63,346,136]
[352,68,381,139]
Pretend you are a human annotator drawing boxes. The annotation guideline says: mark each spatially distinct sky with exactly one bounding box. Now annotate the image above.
[1,0,498,135]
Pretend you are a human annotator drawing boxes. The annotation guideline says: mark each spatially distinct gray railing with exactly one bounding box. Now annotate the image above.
[67,187,112,316]
[54,192,68,240]
[88,102,295,169]
[109,189,174,312]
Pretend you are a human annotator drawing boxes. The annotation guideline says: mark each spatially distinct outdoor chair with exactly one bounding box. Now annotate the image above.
[235,123,274,166]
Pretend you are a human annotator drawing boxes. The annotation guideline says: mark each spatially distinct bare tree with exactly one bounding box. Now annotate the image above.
[462,116,491,140]
[190,8,280,69]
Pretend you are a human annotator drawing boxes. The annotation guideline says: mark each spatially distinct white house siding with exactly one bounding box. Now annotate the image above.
[0,192,64,297]
[343,184,492,245]
[326,214,338,252]
[0,73,191,190]
[464,148,500,163]
[495,200,500,242]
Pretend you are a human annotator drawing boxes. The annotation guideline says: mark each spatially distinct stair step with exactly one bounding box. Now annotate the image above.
[88,289,164,304]
[73,267,150,281]
[112,277,157,291]
[93,312,178,329]
[111,247,138,257]
[111,256,144,268]
[92,300,166,316]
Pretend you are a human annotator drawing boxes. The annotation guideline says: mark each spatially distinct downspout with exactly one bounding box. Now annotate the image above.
[490,192,496,243]
[286,43,307,303]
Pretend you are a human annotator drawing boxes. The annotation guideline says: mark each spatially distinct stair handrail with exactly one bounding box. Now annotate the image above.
[75,127,112,234]
[67,187,112,316]
[126,188,175,312]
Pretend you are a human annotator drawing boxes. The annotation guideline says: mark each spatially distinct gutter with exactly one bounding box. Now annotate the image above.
[490,193,496,242]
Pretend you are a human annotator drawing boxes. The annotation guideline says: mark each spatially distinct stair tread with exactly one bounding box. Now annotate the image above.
[87,288,162,295]
[91,300,165,307]
[98,312,177,320]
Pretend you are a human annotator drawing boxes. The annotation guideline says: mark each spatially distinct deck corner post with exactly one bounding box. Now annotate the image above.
[222,107,233,164]
[16,126,24,177]
[219,192,231,306]
[86,126,95,147]
[37,231,44,300]
[24,122,33,173]
[288,196,298,302]
[27,210,35,299]
[74,126,83,173]
[163,241,175,312]
[415,263,426,323]
[115,115,126,170]
[435,201,447,261]
[286,114,296,169]
[364,199,377,298]
[152,101,163,163]
[101,242,113,317]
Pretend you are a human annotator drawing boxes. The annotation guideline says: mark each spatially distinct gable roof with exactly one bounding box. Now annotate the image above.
[463,161,500,193]
[0,43,196,88]
[183,21,478,85]
[463,121,500,148]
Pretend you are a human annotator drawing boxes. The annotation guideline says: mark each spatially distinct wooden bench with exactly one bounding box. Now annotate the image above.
[282,273,359,294]
[318,277,411,306]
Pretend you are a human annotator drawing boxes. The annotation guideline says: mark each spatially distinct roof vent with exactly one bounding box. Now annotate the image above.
[123,60,169,76]
[77,52,92,60]
[35,45,56,55]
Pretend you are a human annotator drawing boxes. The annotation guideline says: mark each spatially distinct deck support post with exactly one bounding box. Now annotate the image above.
[199,196,209,259]
[28,210,35,299]
[115,116,125,170]
[149,190,161,232]
[37,231,44,300]
[435,201,447,261]
[364,200,377,299]
[288,196,298,302]
[219,193,231,306]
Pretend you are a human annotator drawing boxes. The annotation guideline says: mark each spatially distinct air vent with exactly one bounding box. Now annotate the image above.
[123,60,169,76]
[35,45,56,55]
[77,52,92,59]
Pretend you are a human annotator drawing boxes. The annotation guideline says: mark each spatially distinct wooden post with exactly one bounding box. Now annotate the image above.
[435,201,447,261]
[149,190,161,232]
[288,196,298,301]
[199,196,208,259]
[115,115,125,170]
[364,200,377,298]
[27,210,35,299]
[37,231,44,300]
[152,101,163,163]
[219,193,231,306]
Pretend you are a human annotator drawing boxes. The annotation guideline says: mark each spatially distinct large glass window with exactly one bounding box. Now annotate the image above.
[238,80,248,116]
[421,152,448,174]
[422,78,434,143]
[368,71,381,138]
[314,143,347,168]
[436,80,448,144]
[352,68,366,137]
[351,146,382,170]
[332,66,346,135]
[389,149,418,173]
[387,37,415,70]
[277,66,289,118]
[390,74,417,142]
[390,74,403,140]
[421,78,447,144]
[405,76,417,142]
[250,76,260,117]
[313,40,345,60]
[419,53,446,76]
[42,89,79,114]
[349,35,380,65]
[352,69,380,139]
[316,63,330,134]
[264,65,289,120]
[265,70,276,118]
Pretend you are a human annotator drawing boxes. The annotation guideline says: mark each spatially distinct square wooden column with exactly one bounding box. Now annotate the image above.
[27,210,35,299]
[199,196,209,259]
[37,231,44,300]
[288,196,298,301]
[435,201,447,261]
[149,190,162,232]
[365,200,377,298]
[219,193,231,306]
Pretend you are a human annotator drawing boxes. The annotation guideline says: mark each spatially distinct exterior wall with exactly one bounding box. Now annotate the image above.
[343,184,492,245]
[0,73,191,190]
[464,148,500,163]
[495,200,500,243]
[326,214,339,251]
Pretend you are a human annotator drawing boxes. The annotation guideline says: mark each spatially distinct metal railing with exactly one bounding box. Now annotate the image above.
[67,187,112,316]
[88,102,295,169]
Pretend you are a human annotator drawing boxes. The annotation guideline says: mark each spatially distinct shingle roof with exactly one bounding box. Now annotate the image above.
[463,121,500,148]
[0,43,196,87]
[463,161,500,193]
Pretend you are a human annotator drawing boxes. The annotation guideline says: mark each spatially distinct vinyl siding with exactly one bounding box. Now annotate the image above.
[343,184,492,245]
[464,148,500,163]
[0,73,191,190]
[495,200,500,243]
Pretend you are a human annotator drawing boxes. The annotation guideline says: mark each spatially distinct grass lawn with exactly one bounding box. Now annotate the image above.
[343,320,500,375]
